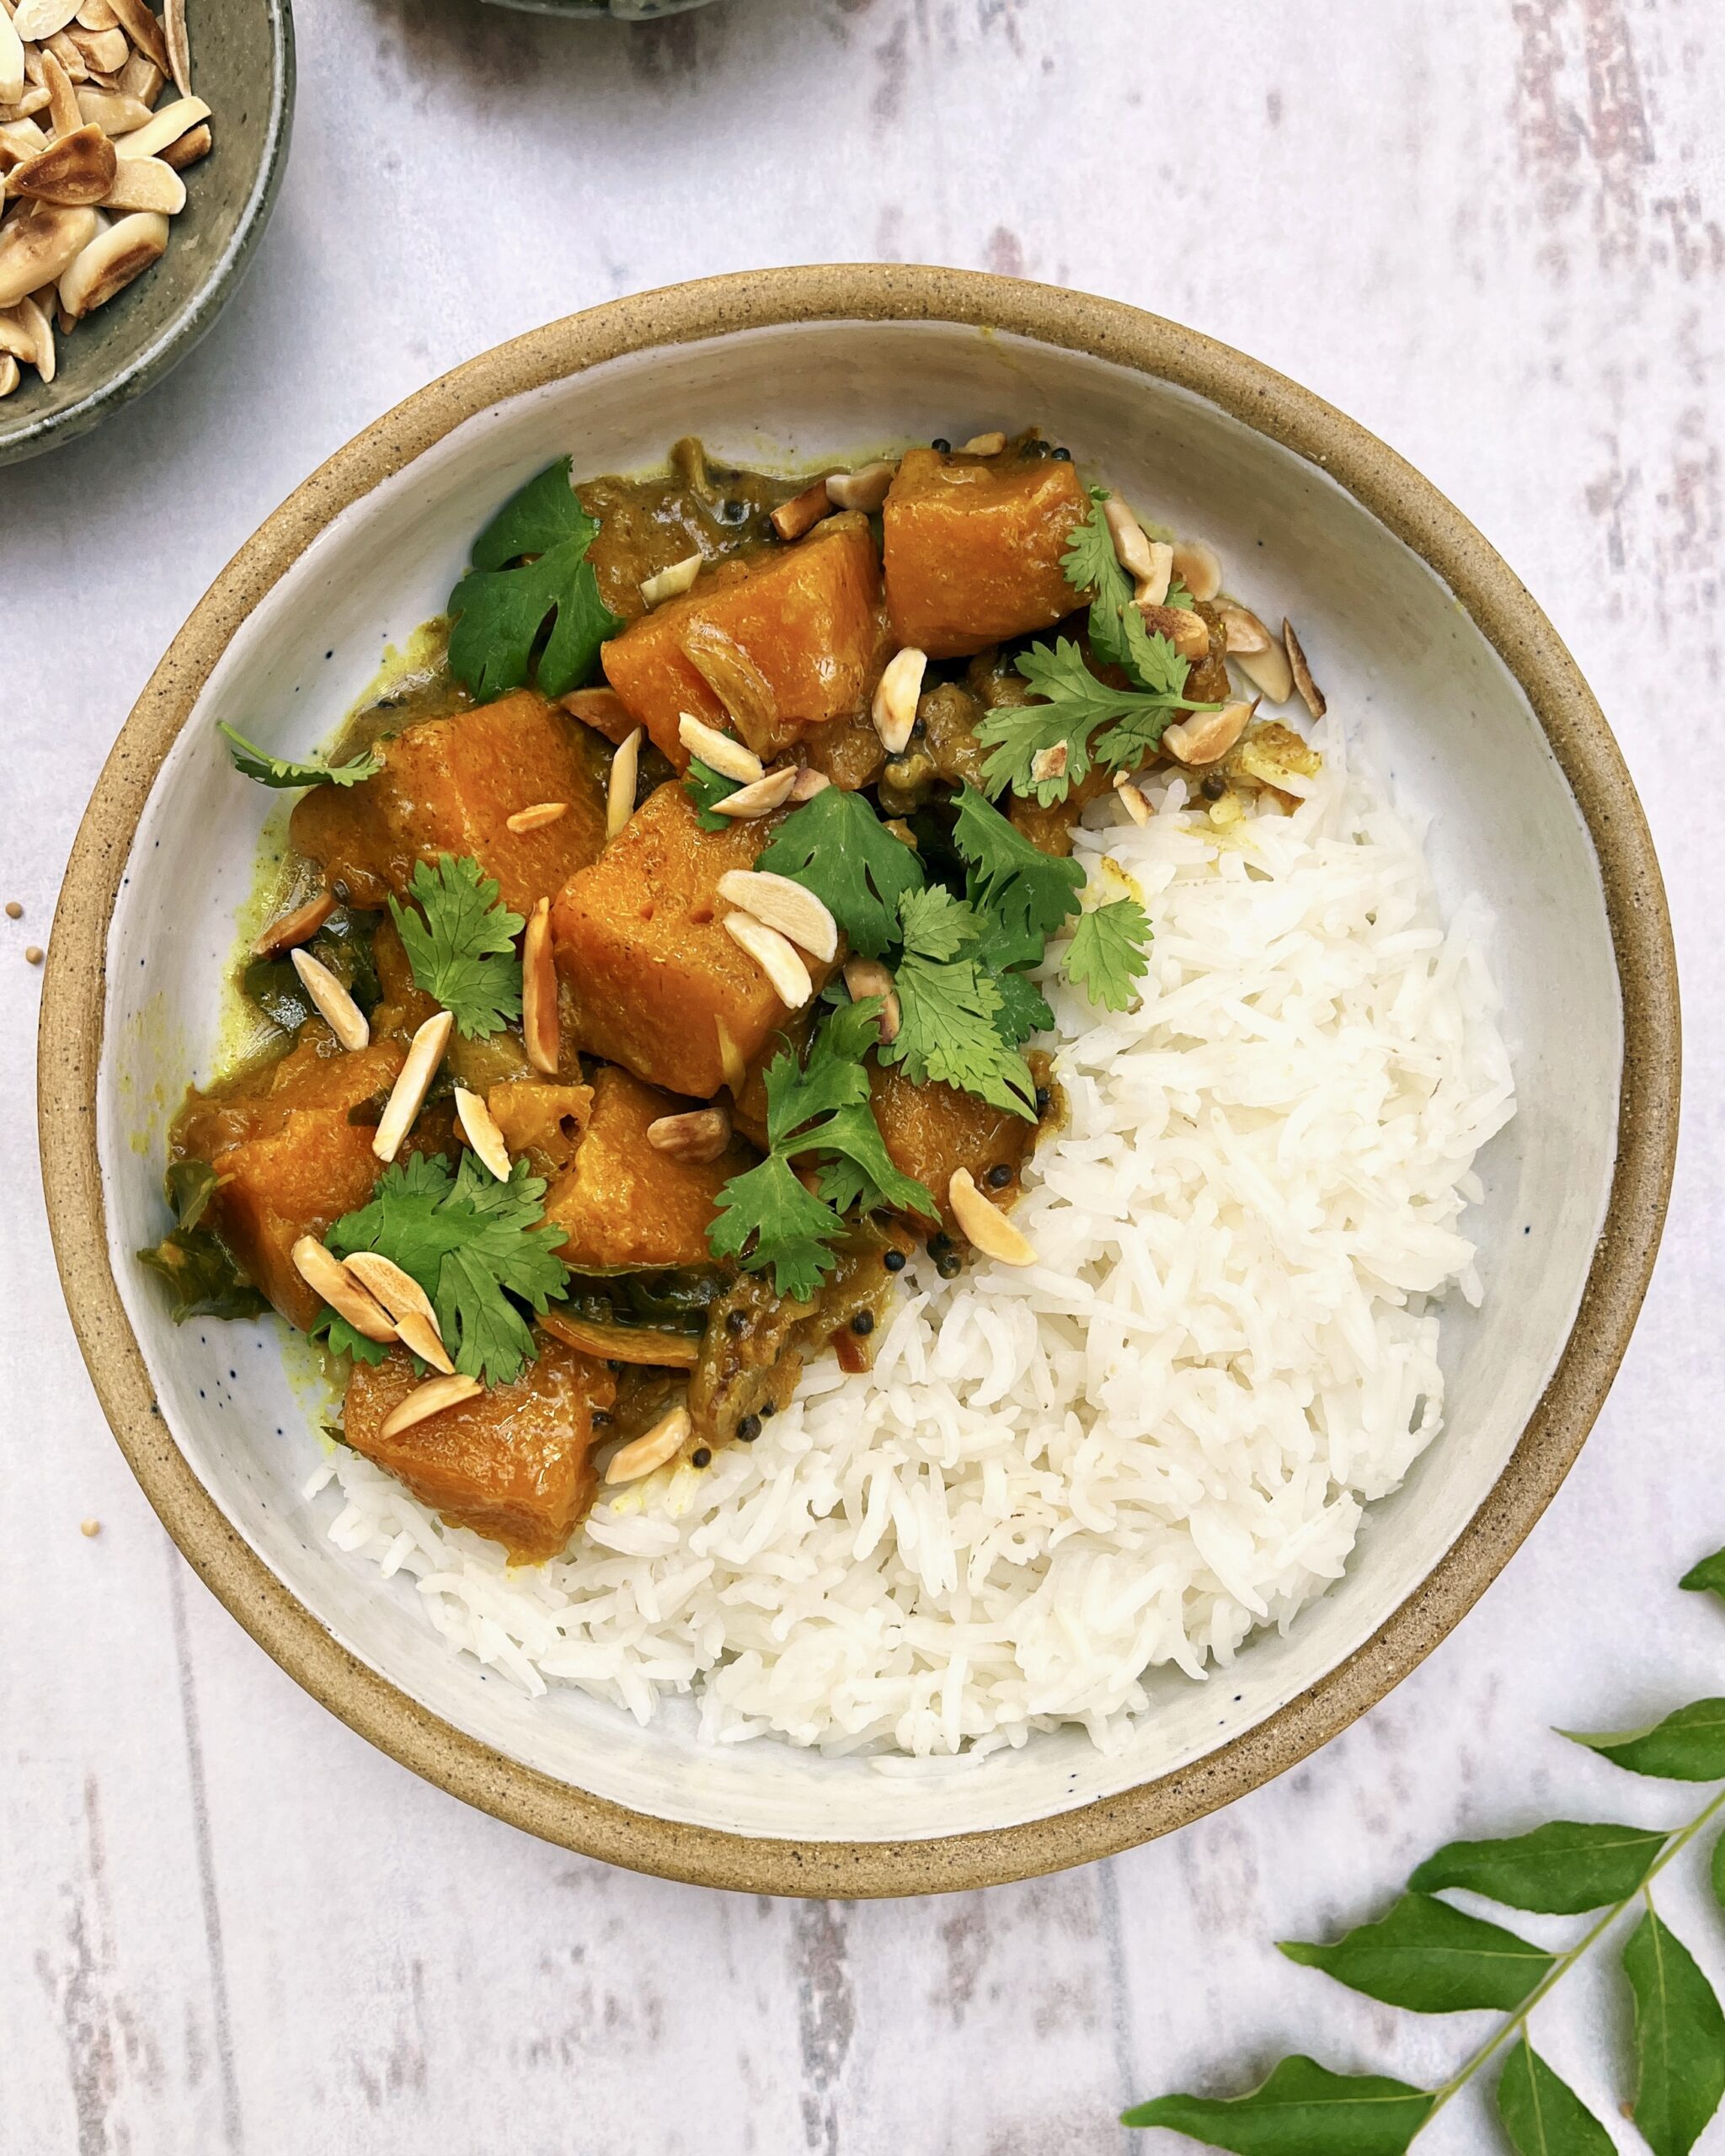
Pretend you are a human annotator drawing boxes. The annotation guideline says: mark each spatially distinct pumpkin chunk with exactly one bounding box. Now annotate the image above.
[882,446,1090,659]
[868,1060,1040,1234]
[342,1334,617,1562]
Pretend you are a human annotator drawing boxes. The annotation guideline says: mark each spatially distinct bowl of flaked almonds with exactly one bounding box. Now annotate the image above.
[0,0,291,462]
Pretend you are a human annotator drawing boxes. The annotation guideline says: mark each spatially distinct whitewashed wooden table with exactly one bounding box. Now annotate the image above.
[4,2,1721,2148]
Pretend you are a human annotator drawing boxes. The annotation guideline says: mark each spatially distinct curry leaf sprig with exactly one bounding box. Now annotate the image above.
[218,723,382,791]
[388,853,525,1039]
[1124,1551,1725,2154]
[446,457,622,702]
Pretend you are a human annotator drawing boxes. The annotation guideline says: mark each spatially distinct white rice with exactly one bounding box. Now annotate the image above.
[310,713,1515,1758]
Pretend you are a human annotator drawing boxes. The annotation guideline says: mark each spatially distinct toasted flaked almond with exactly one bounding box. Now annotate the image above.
[76,0,120,30]
[0,7,24,108]
[15,289,49,376]
[39,47,82,136]
[340,1251,447,1367]
[252,889,335,958]
[1172,537,1222,603]
[1103,495,1156,584]
[1140,600,1210,661]
[505,799,567,835]
[371,1008,453,1162]
[707,765,796,819]
[1113,771,1151,825]
[561,685,633,741]
[1233,634,1295,707]
[521,897,558,1075]
[105,0,168,70]
[162,0,189,95]
[788,766,830,803]
[113,92,206,157]
[3,86,54,118]
[647,1105,732,1165]
[453,1086,512,1181]
[0,118,49,165]
[1216,601,1270,655]
[378,1374,483,1443]
[69,23,126,70]
[842,955,900,1043]
[768,479,832,542]
[825,459,895,512]
[58,207,164,316]
[959,429,1007,456]
[715,868,838,961]
[606,726,642,841]
[639,550,702,606]
[71,84,147,131]
[676,711,762,784]
[724,910,812,1008]
[0,309,29,360]
[1028,741,1068,786]
[1284,618,1326,719]
[393,1309,455,1376]
[1162,699,1253,766]
[115,49,161,103]
[948,1168,1036,1267]
[45,29,88,83]
[289,946,369,1050]
[0,350,20,394]
[871,645,926,755]
[1135,539,1174,610]
[714,1013,746,1097]
[156,116,205,168]
[9,119,115,202]
[604,1404,692,1486]
[99,151,181,211]
[290,1237,398,1344]
[13,0,80,40]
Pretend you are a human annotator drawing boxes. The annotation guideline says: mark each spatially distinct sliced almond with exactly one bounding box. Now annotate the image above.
[58,207,166,317]
[646,1106,731,1165]
[453,1086,512,1182]
[825,459,896,512]
[1162,700,1253,767]
[114,49,162,103]
[0,309,29,360]
[0,119,50,164]
[289,946,369,1051]
[1134,539,1174,610]
[715,868,838,962]
[1284,618,1326,719]
[959,429,1007,456]
[561,685,633,742]
[521,897,558,1075]
[71,85,147,133]
[290,1238,398,1344]
[162,0,188,96]
[13,0,80,40]
[788,766,830,803]
[104,0,168,72]
[714,1015,746,1098]
[724,910,812,1009]
[768,479,832,542]
[156,117,206,170]
[842,955,900,1043]
[604,1404,692,1486]
[76,2,121,31]
[606,725,642,841]
[371,1009,453,1163]
[0,7,24,108]
[15,288,49,376]
[1216,601,1271,655]
[0,350,19,395]
[112,92,206,158]
[1102,495,1156,584]
[676,711,762,784]
[342,1253,451,1374]
[8,119,115,203]
[1139,600,1210,662]
[505,799,567,835]
[948,1168,1036,1267]
[1113,771,1151,825]
[2,86,54,118]
[1028,741,1068,786]
[871,645,926,755]
[638,550,702,607]
[45,30,88,83]
[69,24,126,70]
[1172,538,1222,604]
[251,889,335,958]
[39,47,81,136]
[706,765,796,819]
[1233,634,1295,707]
[378,1374,483,1444]
[391,1310,454,1376]
[99,150,181,211]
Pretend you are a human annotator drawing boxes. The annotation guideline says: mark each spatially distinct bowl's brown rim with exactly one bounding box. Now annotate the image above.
[39,265,1680,1898]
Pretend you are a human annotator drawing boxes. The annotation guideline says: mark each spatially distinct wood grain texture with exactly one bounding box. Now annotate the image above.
[3,0,1720,2148]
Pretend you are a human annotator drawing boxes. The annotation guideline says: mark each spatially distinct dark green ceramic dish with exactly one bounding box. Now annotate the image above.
[0,0,294,466]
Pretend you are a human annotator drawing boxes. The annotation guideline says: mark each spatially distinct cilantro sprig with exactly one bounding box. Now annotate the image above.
[387,855,525,1039]
[685,756,744,831]
[1064,897,1151,1013]
[319,1151,569,1387]
[881,886,1039,1118]
[218,723,382,791]
[446,458,622,702]
[756,785,927,958]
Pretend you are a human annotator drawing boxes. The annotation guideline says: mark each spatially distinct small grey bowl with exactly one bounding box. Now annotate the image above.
[0,0,295,467]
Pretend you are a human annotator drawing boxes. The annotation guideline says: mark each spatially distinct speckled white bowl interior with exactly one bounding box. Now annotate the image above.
[99,319,1619,1846]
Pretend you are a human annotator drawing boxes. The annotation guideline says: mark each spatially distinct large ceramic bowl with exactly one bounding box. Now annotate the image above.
[40,267,1678,1896]
[0,0,294,465]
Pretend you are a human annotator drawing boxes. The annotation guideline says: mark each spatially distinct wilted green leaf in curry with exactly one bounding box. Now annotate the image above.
[164,1157,221,1232]
[1407,1819,1669,1914]
[1121,2054,1435,2153]
[137,1230,269,1324]
[217,723,382,790]
[1562,1700,1725,1781]
[1622,1903,1725,2156]
[1278,1891,1552,2013]
[243,909,381,1034]
[1679,1547,1725,1604]
[1495,2038,1616,2156]
[446,457,622,702]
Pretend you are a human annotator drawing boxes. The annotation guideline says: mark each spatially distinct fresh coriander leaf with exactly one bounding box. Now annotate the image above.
[755,784,926,958]
[1496,2038,1616,2156]
[708,1152,847,1302]
[1409,1819,1669,1914]
[446,457,622,702]
[1562,1700,1725,1780]
[1122,2055,1436,2153]
[1623,1903,1725,2156]
[985,637,1219,804]
[951,785,1085,969]
[1064,896,1151,1012]
[218,723,382,791]
[761,1020,871,1149]
[684,756,742,831]
[388,855,525,1039]
[1278,1892,1552,2014]
[988,965,1053,1046]
[807,1101,935,1221]
[165,1158,221,1232]
[1680,1548,1725,1604]
[886,949,1038,1120]
[897,883,984,961]
[321,1152,569,1386]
